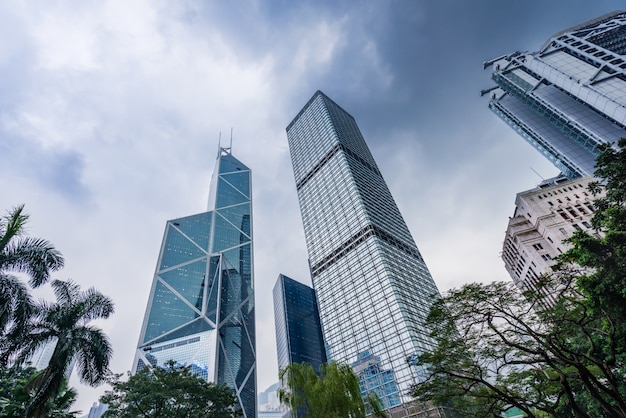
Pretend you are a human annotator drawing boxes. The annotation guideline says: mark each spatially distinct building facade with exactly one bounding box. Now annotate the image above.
[27,339,58,371]
[483,10,626,179]
[85,402,108,418]
[273,274,327,375]
[133,147,256,418]
[27,338,75,379]
[286,91,442,417]
[502,176,600,302]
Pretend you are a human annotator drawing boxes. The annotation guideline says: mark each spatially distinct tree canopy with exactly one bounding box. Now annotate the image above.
[278,361,386,418]
[101,361,239,418]
[0,365,78,418]
[560,138,626,337]
[411,139,626,417]
[412,275,625,417]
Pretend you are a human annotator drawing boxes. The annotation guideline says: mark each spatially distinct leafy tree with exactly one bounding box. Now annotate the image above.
[14,280,114,418]
[411,140,626,417]
[101,361,239,418]
[279,361,386,418]
[411,275,626,417]
[0,204,64,366]
[0,365,78,417]
[560,138,626,335]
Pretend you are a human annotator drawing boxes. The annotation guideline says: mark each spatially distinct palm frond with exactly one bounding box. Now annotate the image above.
[0,273,35,329]
[0,204,27,252]
[0,237,64,288]
[74,326,112,386]
[81,289,115,321]
[50,280,80,305]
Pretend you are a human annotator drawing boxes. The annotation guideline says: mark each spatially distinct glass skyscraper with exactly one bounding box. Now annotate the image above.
[483,10,626,179]
[133,147,256,418]
[273,274,327,375]
[286,91,442,416]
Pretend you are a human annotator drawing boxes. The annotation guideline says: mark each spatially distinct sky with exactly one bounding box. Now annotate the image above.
[0,0,622,413]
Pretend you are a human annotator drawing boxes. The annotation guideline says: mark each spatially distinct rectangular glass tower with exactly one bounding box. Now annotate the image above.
[133,147,256,418]
[273,274,327,375]
[483,10,626,179]
[286,91,442,415]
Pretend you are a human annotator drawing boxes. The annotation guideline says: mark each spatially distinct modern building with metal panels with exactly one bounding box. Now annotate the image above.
[286,91,442,417]
[483,10,626,179]
[273,274,327,418]
[133,147,256,418]
[273,274,327,375]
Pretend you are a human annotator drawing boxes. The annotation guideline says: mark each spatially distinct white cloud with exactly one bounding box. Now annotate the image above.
[293,19,347,72]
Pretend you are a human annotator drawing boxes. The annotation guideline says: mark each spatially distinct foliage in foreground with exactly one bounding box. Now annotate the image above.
[0,365,78,418]
[411,139,626,417]
[0,205,113,418]
[412,276,625,417]
[279,361,386,418]
[20,280,114,418]
[0,204,64,367]
[101,361,239,418]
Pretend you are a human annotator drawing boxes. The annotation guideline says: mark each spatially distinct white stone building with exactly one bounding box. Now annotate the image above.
[502,176,601,303]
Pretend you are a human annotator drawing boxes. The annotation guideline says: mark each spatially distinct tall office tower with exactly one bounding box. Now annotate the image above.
[273,274,327,374]
[27,338,75,378]
[133,147,256,418]
[86,402,108,418]
[273,274,327,418]
[483,10,626,179]
[502,175,600,302]
[27,339,58,371]
[286,91,442,417]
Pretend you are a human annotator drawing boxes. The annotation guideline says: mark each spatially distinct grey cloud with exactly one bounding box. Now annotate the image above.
[0,133,89,202]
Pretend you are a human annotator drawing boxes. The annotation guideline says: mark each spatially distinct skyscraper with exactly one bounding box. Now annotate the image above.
[286,91,442,417]
[483,10,626,179]
[273,274,327,375]
[27,338,75,379]
[133,147,256,418]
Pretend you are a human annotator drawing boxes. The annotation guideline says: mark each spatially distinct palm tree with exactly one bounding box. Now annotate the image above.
[18,280,114,418]
[0,204,64,288]
[0,275,36,365]
[0,205,65,366]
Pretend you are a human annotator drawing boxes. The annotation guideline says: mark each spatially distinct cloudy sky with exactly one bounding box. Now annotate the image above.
[0,0,622,412]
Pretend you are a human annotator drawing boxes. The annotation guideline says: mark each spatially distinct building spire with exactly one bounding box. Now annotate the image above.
[217,131,232,157]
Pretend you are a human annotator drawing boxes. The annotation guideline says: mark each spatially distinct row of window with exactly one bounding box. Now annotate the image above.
[536,181,588,199]
[555,202,594,221]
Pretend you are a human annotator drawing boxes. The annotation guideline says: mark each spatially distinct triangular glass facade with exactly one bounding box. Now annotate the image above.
[134,148,256,418]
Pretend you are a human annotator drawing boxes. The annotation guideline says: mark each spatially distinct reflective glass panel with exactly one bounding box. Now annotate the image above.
[144,281,200,343]
[158,258,207,309]
[212,215,247,253]
[159,226,206,271]
[221,171,250,197]
[219,154,247,174]
[215,177,248,208]
[171,212,212,250]
[216,203,251,235]
[205,256,221,323]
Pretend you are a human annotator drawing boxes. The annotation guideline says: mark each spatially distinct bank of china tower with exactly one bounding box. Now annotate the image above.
[133,147,256,418]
